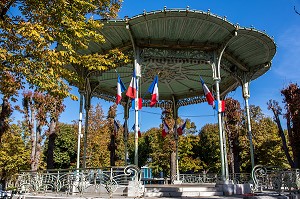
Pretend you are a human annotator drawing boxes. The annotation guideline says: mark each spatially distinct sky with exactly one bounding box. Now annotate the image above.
[12,0,300,132]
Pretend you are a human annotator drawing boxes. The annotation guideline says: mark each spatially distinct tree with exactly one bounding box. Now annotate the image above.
[0,124,30,188]
[107,104,117,166]
[224,98,242,173]
[178,135,203,173]
[198,124,221,173]
[16,91,65,170]
[72,103,126,168]
[0,72,22,142]
[0,0,129,141]
[268,83,300,168]
[44,123,77,169]
[45,95,65,169]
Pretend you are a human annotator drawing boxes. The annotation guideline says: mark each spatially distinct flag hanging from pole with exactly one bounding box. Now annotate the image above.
[162,120,169,138]
[200,76,215,107]
[116,75,126,104]
[148,75,159,107]
[131,124,141,137]
[126,70,137,99]
[177,120,187,136]
[214,100,225,112]
[131,98,143,110]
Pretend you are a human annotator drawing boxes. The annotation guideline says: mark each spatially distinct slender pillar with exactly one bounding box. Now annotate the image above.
[126,21,141,166]
[222,114,229,179]
[83,92,91,169]
[212,31,237,181]
[172,96,180,181]
[243,82,255,170]
[214,79,226,180]
[76,92,84,169]
[134,47,141,166]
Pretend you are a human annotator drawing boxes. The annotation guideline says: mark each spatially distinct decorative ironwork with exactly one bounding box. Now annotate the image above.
[178,173,252,184]
[252,165,300,194]
[141,48,214,62]
[16,165,144,197]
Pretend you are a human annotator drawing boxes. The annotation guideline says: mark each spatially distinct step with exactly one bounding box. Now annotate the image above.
[144,184,224,198]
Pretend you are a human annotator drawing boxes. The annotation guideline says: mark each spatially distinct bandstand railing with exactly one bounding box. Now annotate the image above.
[16,165,144,197]
[252,165,300,194]
[178,173,252,184]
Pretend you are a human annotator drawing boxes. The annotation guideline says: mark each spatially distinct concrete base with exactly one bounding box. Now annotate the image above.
[243,194,294,199]
[234,183,252,195]
[173,180,182,185]
[127,181,144,197]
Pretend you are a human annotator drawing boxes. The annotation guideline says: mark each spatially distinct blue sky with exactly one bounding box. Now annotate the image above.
[12,0,300,131]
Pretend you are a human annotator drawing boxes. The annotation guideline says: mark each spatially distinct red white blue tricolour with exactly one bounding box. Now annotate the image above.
[177,120,186,136]
[162,120,169,138]
[200,76,215,107]
[116,75,126,104]
[214,100,225,112]
[148,75,159,107]
[126,70,137,99]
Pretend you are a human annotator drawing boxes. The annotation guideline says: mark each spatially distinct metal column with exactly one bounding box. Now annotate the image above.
[76,92,83,169]
[172,96,180,181]
[242,81,255,170]
[134,47,141,166]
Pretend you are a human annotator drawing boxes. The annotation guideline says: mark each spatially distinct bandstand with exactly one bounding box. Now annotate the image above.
[70,7,276,183]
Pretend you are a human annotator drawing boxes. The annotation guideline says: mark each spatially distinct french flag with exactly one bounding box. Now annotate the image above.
[200,76,215,107]
[131,124,141,137]
[162,120,169,138]
[126,70,137,99]
[177,120,186,136]
[214,100,225,112]
[148,75,159,107]
[116,75,126,104]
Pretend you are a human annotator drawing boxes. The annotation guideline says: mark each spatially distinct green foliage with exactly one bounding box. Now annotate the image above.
[198,124,221,173]
[0,0,128,99]
[0,124,30,184]
[178,135,202,173]
[45,123,77,169]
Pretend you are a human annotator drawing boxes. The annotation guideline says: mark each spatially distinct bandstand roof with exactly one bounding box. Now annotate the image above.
[71,8,276,108]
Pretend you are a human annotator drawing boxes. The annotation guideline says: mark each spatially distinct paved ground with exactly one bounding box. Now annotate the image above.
[12,193,295,199]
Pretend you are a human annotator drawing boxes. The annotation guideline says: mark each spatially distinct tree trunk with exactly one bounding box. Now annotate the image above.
[271,108,295,168]
[233,137,241,173]
[28,104,36,171]
[0,97,12,142]
[170,151,176,182]
[110,134,116,166]
[46,120,57,169]
[33,123,42,171]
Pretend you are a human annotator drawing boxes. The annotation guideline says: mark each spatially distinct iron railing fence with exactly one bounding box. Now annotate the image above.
[15,165,300,196]
[252,165,300,194]
[16,165,144,197]
[179,173,252,184]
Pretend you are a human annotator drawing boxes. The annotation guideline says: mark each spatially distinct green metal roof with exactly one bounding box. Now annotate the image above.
[74,8,276,108]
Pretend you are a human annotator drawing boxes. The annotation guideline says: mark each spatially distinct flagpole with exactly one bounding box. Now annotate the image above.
[134,47,141,166]
[76,92,83,169]
[172,96,180,182]
[243,81,255,170]
[134,77,139,166]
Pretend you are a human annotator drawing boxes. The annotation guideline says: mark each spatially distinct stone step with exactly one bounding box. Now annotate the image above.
[144,184,224,198]
[145,191,224,197]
